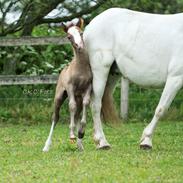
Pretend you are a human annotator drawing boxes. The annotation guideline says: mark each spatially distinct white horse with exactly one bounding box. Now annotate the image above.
[83,8,183,149]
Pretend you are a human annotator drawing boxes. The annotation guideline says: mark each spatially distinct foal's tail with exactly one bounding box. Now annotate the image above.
[101,72,121,124]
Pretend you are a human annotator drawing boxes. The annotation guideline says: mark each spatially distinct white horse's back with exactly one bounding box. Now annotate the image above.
[84,8,183,87]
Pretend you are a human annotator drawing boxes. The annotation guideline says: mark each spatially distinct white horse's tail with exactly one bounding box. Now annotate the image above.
[101,63,121,124]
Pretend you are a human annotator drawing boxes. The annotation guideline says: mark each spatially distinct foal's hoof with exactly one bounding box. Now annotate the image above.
[77,141,84,151]
[42,146,50,152]
[70,138,76,144]
[42,147,49,152]
[77,138,84,151]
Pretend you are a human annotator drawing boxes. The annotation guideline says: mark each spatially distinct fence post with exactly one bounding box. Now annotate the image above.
[120,77,129,121]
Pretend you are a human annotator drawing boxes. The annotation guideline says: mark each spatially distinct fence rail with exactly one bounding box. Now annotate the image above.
[0,36,69,46]
[0,36,129,120]
[0,75,58,85]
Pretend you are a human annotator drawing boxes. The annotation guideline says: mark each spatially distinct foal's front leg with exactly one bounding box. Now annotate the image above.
[68,85,77,142]
[77,85,92,150]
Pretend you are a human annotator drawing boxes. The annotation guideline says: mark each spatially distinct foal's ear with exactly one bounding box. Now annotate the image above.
[62,23,68,33]
[76,18,84,29]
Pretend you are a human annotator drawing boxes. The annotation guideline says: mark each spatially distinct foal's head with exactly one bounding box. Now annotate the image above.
[62,18,84,52]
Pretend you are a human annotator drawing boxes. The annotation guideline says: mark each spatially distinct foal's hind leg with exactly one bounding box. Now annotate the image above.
[43,86,66,152]
[140,76,183,149]
[77,85,92,151]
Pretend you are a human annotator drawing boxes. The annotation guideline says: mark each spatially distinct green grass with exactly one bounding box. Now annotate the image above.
[0,85,183,182]
[1,120,183,183]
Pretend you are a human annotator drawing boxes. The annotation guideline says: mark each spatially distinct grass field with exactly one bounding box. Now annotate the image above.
[0,85,183,183]
[1,119,183,183]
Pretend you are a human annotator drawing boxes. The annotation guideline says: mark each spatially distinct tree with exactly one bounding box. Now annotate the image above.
[0,0,106,36]
[102,0,183,14]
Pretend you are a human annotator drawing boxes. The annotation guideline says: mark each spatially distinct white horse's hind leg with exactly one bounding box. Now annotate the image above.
[90,51,114,149]
[140,76,183,149]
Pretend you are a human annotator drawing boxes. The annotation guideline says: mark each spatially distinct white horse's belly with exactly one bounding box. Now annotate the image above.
[114,24,172,87]
[116,54,168,87]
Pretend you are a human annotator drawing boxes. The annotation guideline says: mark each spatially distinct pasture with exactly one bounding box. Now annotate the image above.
[0,95,183,183]
[2,1,183,182]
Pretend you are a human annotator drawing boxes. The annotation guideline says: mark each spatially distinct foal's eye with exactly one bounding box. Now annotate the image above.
[67,35,72,40]
[80,32,83,36]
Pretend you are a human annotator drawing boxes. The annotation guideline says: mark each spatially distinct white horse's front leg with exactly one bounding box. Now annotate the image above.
[140,76,183,149]
[90,52,113,149]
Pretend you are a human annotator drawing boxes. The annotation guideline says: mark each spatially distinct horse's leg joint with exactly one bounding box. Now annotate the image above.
[69,101,77,112]
[155,106,166,118]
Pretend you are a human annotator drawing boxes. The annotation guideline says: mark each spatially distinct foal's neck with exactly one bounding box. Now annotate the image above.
[73,48,89,65]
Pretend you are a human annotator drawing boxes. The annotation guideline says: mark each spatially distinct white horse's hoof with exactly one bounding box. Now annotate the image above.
[93,133,111,150]
[96,140,111,150]
[140,136,152,150]
[97,144,111,150]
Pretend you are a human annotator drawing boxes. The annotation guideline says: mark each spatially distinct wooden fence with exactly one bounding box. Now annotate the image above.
[0,36,129,120]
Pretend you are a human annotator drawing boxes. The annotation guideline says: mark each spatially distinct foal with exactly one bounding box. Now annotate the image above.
[43,19,92,152]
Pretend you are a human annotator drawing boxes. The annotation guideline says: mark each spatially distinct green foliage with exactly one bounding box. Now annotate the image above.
[1,1,183,121]
[102,0,183,14]
[0,85,70,125]
[0,24,72,75]
[0,44,72,75]
[114,84,183,122]
[1,83,183,123]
